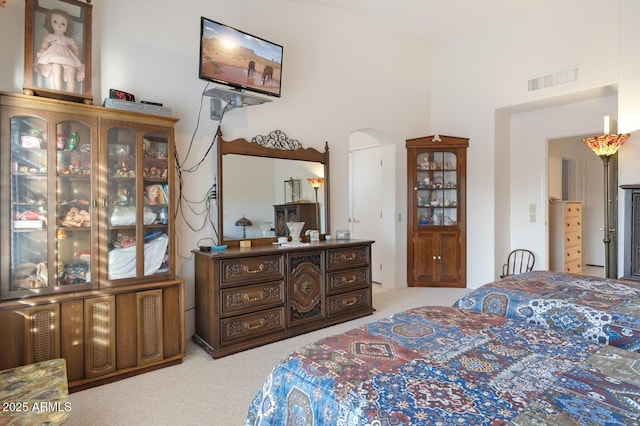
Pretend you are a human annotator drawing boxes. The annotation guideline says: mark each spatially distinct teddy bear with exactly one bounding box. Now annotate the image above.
[61,207,90,227]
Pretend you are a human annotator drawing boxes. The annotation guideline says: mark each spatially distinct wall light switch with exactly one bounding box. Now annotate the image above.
[529,203,536,223]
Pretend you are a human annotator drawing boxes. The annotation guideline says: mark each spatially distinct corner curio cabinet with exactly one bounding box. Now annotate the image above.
[406,135,468,287]
[0,92,185,391]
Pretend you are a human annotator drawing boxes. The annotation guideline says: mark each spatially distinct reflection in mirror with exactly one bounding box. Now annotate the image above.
[223,155,325,240]
[217,130,330,245]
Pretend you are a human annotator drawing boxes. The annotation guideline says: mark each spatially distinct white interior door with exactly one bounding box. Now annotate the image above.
[350,147,382,283]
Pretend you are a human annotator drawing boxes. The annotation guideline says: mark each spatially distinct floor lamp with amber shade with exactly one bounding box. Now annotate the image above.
[307,177,324,230]
[583,133,630,278]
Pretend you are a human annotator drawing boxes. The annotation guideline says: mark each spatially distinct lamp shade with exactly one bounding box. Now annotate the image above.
[235,215,252,227]
[583,133,631,157]
[307,177,324,189]
[235,215,252,239]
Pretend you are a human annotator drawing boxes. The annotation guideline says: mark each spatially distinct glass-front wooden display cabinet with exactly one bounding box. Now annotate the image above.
[406,135,468,287]
[0,92,184,391]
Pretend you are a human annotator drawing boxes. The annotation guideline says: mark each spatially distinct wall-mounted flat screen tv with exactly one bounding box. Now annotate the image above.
[199,17,283,98]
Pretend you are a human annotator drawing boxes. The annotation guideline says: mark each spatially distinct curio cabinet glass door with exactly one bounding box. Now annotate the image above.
[1,107,98,300]
[102,123,173,284]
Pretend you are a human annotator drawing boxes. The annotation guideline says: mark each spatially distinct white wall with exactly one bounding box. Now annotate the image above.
[429,0,635,287]
[0,0,430,336]
[509,96,617,270]
[548,136,600,202]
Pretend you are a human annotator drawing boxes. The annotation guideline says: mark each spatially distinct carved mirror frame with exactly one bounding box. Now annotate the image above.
[217,129,330,246]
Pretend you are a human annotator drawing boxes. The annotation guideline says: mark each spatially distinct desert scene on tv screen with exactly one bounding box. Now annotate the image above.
[200,28,282,96]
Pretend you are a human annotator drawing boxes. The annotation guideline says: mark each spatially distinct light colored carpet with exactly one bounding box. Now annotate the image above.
[66,286,469,425]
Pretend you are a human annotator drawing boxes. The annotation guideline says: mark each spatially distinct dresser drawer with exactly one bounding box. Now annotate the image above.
[564,216,581,231]
[565,245,582,262]
[564,231,582,248]
[564,203,582,218]
[220,307,285,344]
[327,245,369,271]
[326,267,370,294]
[564,258,582,274]
[327,288,370,318]
[220,254,284,286]
[220,281,285,317]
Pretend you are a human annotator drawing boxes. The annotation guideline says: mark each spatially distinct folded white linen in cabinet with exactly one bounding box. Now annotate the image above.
[109,206,157,226]
[108,233,169,279]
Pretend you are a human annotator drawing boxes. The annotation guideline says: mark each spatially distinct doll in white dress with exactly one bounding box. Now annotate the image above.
[34,8,85,93]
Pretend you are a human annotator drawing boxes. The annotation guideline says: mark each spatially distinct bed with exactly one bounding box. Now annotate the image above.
[454,271,640,352]
[246,305,640,425]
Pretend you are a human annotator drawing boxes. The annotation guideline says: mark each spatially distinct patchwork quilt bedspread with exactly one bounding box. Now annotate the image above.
[246,306,640,425]
[454,271,640,351]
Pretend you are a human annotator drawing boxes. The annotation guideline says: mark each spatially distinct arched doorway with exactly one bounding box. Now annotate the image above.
[348,130,397,287]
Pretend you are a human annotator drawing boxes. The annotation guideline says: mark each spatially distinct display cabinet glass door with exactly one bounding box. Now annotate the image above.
[105,127,170,281]
[414,151,458,227]
[4,111,96,300]
[56,118,96,289]
[141,131,170,277]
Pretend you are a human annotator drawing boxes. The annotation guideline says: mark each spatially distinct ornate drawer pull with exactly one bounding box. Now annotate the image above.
[244,319,266,330]
[341,253,356,261]
[343,297,357,306]
[243,291,264,302]
[243,264,265,274]
[342,276,357,284]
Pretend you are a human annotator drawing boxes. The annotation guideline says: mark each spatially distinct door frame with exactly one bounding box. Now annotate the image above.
[348,130,397,288]
[546,135,618,276]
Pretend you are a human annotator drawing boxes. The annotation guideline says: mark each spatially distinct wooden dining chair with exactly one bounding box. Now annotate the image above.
[501,249,535,278]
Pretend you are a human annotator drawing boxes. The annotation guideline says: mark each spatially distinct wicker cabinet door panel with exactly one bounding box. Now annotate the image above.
[220,255,284,286]
[327,245,370,271]
[84,296,116,378]
[220,307,285,344]
[288,252,324,327]
[137,289,164,366]
[24,304,60,364]
[326,267,370,295]
[221,281,285,317]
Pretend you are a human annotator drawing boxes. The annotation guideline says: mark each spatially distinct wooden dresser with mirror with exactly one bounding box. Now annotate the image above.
[193,130,374,358]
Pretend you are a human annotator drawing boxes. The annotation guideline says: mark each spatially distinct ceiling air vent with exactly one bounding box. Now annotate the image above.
[528,67,578,91]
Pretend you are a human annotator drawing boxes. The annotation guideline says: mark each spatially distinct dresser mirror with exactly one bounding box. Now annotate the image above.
[218,130,330,244]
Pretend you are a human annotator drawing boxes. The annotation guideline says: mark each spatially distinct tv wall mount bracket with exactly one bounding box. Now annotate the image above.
[205,87,272,120]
